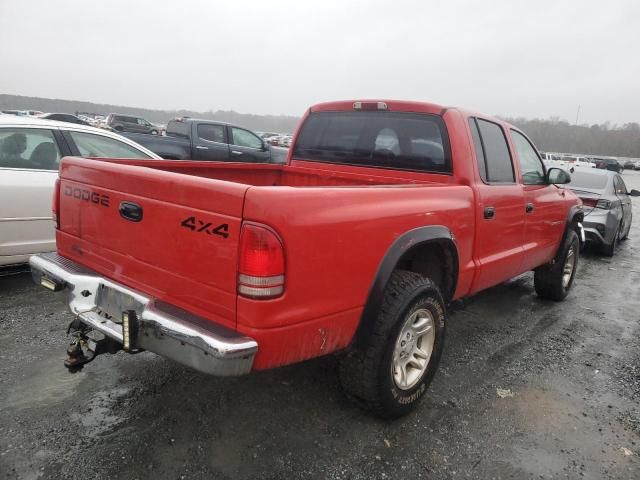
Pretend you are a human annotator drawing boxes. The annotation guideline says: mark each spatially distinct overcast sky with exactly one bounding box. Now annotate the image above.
[1,0,638,124]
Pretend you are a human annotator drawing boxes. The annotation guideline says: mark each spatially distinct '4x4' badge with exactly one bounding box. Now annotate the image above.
[180,216,229,239]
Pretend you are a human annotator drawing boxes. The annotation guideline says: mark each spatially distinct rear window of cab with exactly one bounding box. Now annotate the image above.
[292,111,451,174]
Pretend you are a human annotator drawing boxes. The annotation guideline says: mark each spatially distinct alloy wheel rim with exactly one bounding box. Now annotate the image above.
[392,308,436,390]
[562,247,576,288]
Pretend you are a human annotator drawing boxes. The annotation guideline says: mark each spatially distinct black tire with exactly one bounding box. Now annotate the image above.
[114,126,124,132]
[534,229,579,301]
[620,213,631,241]
[601,223,620,257]
[338,270,446,418]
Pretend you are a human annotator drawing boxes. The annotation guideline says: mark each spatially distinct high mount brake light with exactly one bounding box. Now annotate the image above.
[238,223,285,299]
[353,101,388,111]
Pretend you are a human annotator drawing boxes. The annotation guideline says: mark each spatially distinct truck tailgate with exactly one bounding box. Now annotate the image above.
[56,157,249,329]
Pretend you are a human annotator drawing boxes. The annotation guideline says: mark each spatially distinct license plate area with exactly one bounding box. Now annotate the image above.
[95,284,144,323]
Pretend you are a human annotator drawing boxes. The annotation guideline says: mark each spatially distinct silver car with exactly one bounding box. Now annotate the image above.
[567,169,640,256]
[0,115,161,268]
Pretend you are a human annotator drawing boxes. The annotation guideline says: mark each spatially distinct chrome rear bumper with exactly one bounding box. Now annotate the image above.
[29,253,257,376]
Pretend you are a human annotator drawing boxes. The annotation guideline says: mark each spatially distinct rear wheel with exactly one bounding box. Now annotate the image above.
[535,229,579,301]
[602,223,620,257]
[620,213,631,241]
[339,270,446,418]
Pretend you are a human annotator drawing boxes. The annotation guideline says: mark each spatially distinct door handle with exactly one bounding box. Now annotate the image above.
[484,206,495,219]
[195,145,208,150]
[231,150,243,155]
[526,203,535,213]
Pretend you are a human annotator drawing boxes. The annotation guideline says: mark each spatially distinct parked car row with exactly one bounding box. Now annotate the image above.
[541,151,626,173]
[1,109,164,136]
[622,158,640,170]
[258,131,293,148]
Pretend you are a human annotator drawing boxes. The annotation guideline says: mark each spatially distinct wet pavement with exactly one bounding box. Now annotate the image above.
[1,172,639,480]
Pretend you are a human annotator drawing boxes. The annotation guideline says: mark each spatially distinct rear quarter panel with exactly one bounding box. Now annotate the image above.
[238,184,475,368]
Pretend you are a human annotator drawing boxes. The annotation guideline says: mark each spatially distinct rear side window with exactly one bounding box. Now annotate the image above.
[198,124,225,143]
[0,128,61,170]
[474,118,515,183]
[568,171,608,190]
[166,120,190,139]
[468,119,486,180]
[293,111,451,173]
[68,131,153,159]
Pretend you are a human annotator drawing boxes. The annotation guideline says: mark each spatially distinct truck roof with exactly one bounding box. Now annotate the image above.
[169,117,239,128]
[307,99,513,129]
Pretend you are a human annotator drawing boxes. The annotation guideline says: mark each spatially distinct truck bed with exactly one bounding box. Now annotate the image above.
[95,157,450,187]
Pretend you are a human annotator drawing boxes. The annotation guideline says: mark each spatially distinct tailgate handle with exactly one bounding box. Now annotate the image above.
[119,202,143,222]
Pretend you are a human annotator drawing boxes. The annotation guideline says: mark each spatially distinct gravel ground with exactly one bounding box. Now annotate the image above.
[1,172,639,480]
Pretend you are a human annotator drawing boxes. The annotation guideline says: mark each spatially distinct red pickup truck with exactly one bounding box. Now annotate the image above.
[30,100,584,417]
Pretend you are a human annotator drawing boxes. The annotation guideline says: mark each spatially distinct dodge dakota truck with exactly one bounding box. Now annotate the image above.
[30,100,584,418]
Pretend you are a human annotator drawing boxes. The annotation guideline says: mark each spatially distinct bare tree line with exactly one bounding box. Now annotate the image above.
[506,117,640,158]
[2,95,639,158]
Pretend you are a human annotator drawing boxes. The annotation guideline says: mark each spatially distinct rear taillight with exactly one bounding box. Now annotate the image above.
[238,223,285,299]
[52,178,61,228]
[580,197,597,207]
[581,197,612,209]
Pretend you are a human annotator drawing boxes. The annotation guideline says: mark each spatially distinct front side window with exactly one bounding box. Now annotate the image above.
[0,128,61,170]
[293,111,451,173]
[198,124,225,143]
[475,119,515,183]
[511,130,545,185]
[68,131,152,159]
[231,127,262,149]
[137,118,150,126]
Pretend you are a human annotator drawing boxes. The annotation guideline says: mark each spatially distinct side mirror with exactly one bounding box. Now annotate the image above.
[629,189,640,197]
[261,141,269,151]
[546,167,571,185]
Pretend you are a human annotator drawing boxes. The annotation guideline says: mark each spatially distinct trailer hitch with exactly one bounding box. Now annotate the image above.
[64,319,122,372]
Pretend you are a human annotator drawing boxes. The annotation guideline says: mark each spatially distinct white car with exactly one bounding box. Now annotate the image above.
[0,115,161,267]
[560,155,595,169]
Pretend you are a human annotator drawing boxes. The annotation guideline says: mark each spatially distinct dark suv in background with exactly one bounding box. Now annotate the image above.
[593,157,623,173]
[106,114,160,135]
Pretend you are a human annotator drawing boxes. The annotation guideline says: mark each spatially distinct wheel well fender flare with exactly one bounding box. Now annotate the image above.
[561,204,585,249]
[353,225,459,348]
